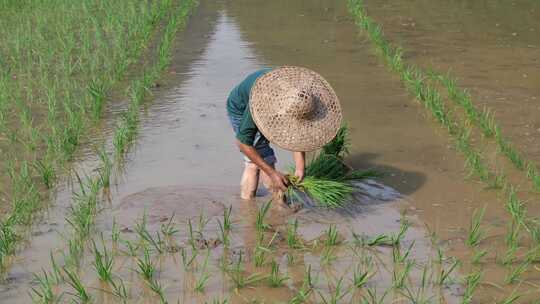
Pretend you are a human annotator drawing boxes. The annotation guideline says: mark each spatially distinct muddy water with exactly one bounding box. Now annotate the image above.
[0,0,530,303]
[362,0,540,164]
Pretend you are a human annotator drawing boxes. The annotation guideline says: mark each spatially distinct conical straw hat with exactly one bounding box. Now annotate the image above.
[249,66,342,152]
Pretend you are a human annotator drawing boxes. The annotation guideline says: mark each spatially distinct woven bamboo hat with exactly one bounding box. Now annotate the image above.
[249,66,342,152]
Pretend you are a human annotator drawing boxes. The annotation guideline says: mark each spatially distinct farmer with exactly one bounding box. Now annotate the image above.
[227,66,342,204]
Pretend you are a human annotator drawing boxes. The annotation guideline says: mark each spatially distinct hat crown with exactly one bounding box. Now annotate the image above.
[283,88,315,119]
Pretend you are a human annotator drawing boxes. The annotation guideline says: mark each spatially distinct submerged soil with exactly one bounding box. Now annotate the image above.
[0,0,538,303]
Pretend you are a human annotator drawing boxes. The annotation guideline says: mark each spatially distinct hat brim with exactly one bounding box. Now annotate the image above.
[249,66,342,152]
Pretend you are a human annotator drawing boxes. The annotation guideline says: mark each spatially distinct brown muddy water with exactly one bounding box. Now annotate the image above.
[1,0,538,303]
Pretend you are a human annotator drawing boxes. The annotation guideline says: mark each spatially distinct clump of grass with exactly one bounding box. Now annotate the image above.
[256,201,272,232]
[293,177,354,208]
[352,264,372,289]
[436,258,459,285]
[471,249,488,265]
[30,270,62,303]
[268,260,288,287]
[462,271,482,304]
[323,224,340,247]
[287,219,303,249]
[64,267,91,303]
[290,265,316,304]
[225,252,266,288]
[288,125,378,208]
[181,247,198,271]
[135,215,165,254]
[316,276,350,304]
[466,207,486,247]
[136,247,155,282]
[92,238,114,283]
[320,247,337,265]
[110,277,129,301]
[194,251,210,292]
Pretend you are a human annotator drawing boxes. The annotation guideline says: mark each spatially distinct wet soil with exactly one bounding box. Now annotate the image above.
[0,0,538,303]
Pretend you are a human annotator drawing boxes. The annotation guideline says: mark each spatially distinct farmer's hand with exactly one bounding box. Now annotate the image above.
[270,170,289,192]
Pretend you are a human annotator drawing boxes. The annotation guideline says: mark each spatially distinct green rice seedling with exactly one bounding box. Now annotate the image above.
[303,153,349,180]
[111,219,120,245]
[352,264,372,289]
[466,207,486,247]
[392,259,413,289]
[361,286,390,304]
[322,125,350,157]
[136,247,155,281]
[472,249,488,265]
[391,219,410,246]
[222,205,233,232]
[352,232,393,247]
[502,245,518,266]
[437,258,459,285]
[321,247,337,265]
[287,219,302,249]
[147,278,167,304]
[33,159,56,189]
[122,239,139,257]
[110,277,129,302]
[506,221,520,248]
[268,260,288,287]
[462,271,482,304]
[324,224,340,247]
[0,222,18,264]
[88,78,106,120]
[392,241,414,264]
[194,272,210,292]
[217,219,230,247]
[64,238,83,269]
[187,218,197,250]
[63,267,91,303]
[136,215,165,254]
[254,232,278,268]
[526,162,540,191]
[49,253,63,284]
[506,188,525,225]
[197,212,211,236]
[113,120,130,156]
[499,289,521,304]
[317,276,350,304]
[292,177,354,208]
[505,256,531,284]
[286,252,295,265]
[226,252,266,288]
[401,265,433,304]
[30,270,62,303]
[97,147,112,188]
[195,250,211,292]
[92,238,114,283]
[254,245,270,268]
[181,247,198,271]
[256,201,272,232]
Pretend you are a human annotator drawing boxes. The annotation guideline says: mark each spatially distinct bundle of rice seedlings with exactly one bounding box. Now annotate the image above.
[288,125,378,208]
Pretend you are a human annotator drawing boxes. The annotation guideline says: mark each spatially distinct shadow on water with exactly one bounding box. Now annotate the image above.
[348,152,427,196]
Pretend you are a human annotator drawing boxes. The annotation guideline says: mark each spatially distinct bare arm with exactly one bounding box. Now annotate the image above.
[236,140,288,191]
[293,151,306,181]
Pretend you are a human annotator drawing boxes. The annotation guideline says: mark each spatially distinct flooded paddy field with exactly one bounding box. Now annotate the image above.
[0,0,539,303]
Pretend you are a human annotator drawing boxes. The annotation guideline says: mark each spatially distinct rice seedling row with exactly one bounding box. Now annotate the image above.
[347,0,540,301]
[27,1,198,301]
[30,204,465,303]
[0,0,184,271]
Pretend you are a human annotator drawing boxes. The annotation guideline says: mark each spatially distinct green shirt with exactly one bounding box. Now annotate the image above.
[227,68,272,145]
